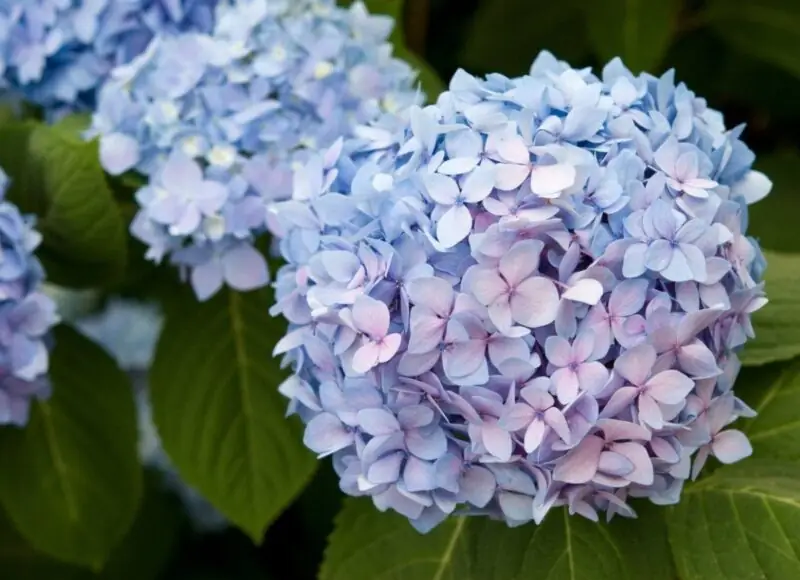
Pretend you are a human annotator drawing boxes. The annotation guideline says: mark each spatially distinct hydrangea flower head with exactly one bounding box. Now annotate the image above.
[0,0,218,115]
[0,169,59,426]
[268,52,770,532]
[88,0,423,300]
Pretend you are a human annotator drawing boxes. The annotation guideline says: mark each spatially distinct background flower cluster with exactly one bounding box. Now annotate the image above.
[269,51,770,531]
[89,0,423,299]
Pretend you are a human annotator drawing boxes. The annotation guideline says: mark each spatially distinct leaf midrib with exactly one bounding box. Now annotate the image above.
[38,401,80,523]
[430,516,467,580]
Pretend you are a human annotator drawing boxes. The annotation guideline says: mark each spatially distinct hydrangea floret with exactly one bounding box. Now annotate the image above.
[0,169,59,426]
[88,0,422,300]
[268,51,770,532]
[0,0,218,115]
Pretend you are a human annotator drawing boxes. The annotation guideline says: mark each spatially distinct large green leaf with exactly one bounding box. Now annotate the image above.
[459,0,590,78]
[360,0,445,100]
[740,251,800,366]
[0,326,141,569]
[149,288,316,542]
[667,460,800,579]
[0,118,127,288]
[706,0,800,79]
[748,150,800,253]
[582,0,680,72]
[321,498,674,579]
[737,360,800,461]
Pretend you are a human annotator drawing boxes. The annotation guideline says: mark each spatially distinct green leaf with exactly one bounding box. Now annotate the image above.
[583,0,680,72]
[459,0,590,78]
[736,360,800,461]
[706,0,800,79]
[667,460,800,579]
[740,251,800,366]
[0,118,127,288]
[321,498,674,579]
[0,326,141,569]
[360,0,445,100]
[748,150,800,253]
[150,288,316,542]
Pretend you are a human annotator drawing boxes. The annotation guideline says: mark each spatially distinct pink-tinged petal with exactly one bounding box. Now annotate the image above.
[511,277,560,328]
[100,133,140,175]
[530,163,576,198]
[467,268,507,305]
[482,423,513,461]
[407,310,446,354]
[500,239,543,286]
[406,277,454,316]
[437,204,473,248]
[423,173,460,204]
[572,331,596,362]
[438,156,479,175]
[378,334,402,363]
[552,367,579,404]
[488,336,530,367]
[563,278,604,305]
[500,403,535,431]
[553,435,604,484]
[622,243,647,278]
[651,437,679,463]
[731,170,771,205]
[577,361,609,394]
[406,427,448,460]
[495,164,530,191]
[545,335,573,367]
[610,279,649,316]
[488,299,514,333]
[520,386,554,410]
[597,418,651,441]
[273,327,306,355]
[523,417,547,452]
[304,412,352,455]
[677,307,725,345]
[461,164,497,203]
[443,339,486,379]
[497,135,530,164]
[397,350,440,377]
[591,473,628,488]
[638,393,664,429]
[352,341,381,373]
[460,466,496,507]
[612,442,654,485]
[712,430,752,464]
[598,451,634,476]
[646,370,695,404]
[543,407,571,443]
[661,247,693,282]
[404,456,437,492]
[352,295,390,339]
[357,408,400,435]
[614,344,657,386]
[707,395,736,434]
[191,260,224,301]
[678,341,721,379]
[691,446,711,480]
[398,405,435,430]
[367,452,404,484]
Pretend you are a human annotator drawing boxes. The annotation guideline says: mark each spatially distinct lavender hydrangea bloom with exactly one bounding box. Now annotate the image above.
[88,0,423,300]
[0,0,218,116]
[74,298,226,532]
[268,51,770,532]
[0,169,58,426]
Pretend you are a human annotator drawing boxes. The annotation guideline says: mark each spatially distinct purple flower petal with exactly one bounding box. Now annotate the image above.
[712,430,752,464]
[553,434,604,484]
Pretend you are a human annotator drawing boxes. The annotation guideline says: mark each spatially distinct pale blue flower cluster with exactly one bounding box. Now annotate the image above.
[75,298,226,532]
[0,169,59,426]
[269,52,770,531]
[0,0,218,116]
[88,0,422,300]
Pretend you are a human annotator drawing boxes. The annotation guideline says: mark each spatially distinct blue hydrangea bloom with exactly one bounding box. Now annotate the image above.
[0,0,218,116]
[0,169,58,426]
[74,297,226,532]
[88,0,423,300]
[268,52,770,532]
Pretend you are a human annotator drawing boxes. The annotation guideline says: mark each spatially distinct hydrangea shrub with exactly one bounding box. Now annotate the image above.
[89,0,422,300]
[268,51,771,531]
[0,169,58,426]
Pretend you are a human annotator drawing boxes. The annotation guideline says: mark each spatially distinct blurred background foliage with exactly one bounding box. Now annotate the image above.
[5,0,800,578]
